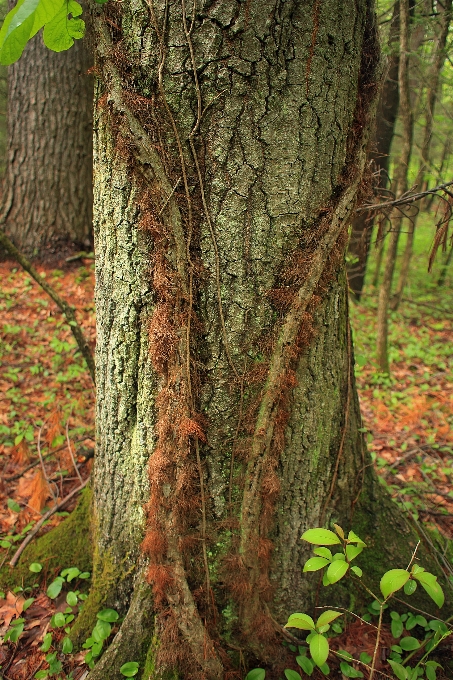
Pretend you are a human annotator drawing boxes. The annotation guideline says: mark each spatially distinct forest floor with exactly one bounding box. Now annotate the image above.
[0,223,452,679]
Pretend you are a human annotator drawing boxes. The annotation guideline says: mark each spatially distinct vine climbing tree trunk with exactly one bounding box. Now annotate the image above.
[77,1,447,678]
[1,25,93,257]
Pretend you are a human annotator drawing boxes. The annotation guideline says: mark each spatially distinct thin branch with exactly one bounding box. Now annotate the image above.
[4,436,94,482]
[356,180,453,213]
[65,420,84,485]
[37,425,57,504]
[9,478,90,567]
[0,228,95,384]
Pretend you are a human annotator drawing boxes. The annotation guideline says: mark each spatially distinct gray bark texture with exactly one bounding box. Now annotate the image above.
[1,28,93,256]
[85,1,449,678]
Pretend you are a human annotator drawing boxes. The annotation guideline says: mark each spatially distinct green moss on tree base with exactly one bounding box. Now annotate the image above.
[0,487,92,591]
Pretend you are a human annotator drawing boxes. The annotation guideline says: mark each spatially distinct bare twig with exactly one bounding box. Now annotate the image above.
[65,420,83,485]
[357,179,453,213]
[9,478,90,567]
[4,436,94,482]
[37,425,57,504]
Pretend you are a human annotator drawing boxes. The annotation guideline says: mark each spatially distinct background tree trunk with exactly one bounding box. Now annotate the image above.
[376,0,414,373]
[347,0,400,298]
[1,30,93,257]
[79,1,448,677]
[391,0,452,309]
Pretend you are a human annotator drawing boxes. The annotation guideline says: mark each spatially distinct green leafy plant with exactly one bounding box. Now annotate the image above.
[82,607,120,668]
[245,525,450,680]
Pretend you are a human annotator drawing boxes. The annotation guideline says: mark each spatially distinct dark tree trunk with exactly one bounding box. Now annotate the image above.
[347,1,400,298]
[1,30,93,257]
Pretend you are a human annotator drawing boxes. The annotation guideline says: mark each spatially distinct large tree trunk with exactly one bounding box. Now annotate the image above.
[1,30,93,257]
[76,1,445,678]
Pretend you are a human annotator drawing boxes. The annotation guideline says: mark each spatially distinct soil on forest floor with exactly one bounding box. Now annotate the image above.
[0,244,452,679]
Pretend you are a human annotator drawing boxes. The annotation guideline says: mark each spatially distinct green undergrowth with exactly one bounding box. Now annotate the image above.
[69,545,118,648]
[0,487,92,592]
[320,477,453,617]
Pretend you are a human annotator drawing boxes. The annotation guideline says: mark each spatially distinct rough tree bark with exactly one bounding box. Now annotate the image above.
[61,1,448,678]
[1,26,93,256]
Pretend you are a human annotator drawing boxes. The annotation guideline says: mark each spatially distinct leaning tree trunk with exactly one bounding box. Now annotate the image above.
[78,1,446,678]
[1,29,93,256]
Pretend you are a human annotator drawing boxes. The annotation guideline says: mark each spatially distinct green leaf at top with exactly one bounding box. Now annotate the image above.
[302,529,341,545]
[43,0,85,52]
[97,608,119,622]
[387,660,408,680]
[285,613,315,630]
[412,572,444,608]
[0,0,39,64]
[316,610,343,628]
[309,633,329,667]
[380,569,410,599]
[347,530,366,546]
[0,0,66,64]
[120,662,139,677]
[244,670,265,680]
[326,560,349,584]
[303,557,329,572]
[284,671,302,680]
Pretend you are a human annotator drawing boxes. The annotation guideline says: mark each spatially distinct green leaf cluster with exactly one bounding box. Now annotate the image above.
[301,525,366,585]
[82,607,120,668]
[0,0,85,65]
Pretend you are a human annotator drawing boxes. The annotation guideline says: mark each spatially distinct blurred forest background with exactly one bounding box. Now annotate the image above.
[0,0,453,678]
